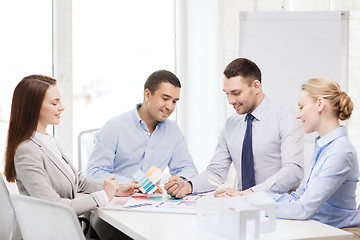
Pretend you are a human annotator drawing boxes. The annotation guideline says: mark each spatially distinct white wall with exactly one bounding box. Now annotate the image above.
[219,0,360,159]
[53,0,73,160]
[51,0,360,181]
[180,0,360,196]
[177,0,225,172]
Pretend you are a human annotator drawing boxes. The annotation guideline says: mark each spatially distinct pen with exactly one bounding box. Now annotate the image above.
[163,179,189,185]
[173,179,190,184]
[207,174,230,196]
[156,202,165,208]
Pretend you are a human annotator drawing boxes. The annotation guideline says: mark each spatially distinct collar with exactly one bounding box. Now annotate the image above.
[242,96,270,122]
[132,103,143,127]
[315,126,346,149]
[31,133,42,147]
[31,134,70,164]
[132,103,166,129]
[30,134,76,185]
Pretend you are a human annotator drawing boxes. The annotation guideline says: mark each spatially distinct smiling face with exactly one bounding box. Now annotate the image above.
[296,90,320,134]
[145,81,180,122]
[223,76,260,114]
[37,85,65,133]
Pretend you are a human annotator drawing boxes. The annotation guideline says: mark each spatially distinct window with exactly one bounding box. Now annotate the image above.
[72,0,176,166]
[0,0,52,170]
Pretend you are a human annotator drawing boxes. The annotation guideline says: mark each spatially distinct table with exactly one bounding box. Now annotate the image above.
[93,208,353,240]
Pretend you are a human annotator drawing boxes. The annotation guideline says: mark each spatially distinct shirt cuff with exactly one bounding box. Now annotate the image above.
[188,181,194,193]
[250,183,269,193]
[91,190,109,207]
[176,169,198,180]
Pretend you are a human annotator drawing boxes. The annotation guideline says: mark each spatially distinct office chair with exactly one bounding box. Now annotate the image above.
[77,128,101,238]
[78,128,99,174]
[0,174,16,240]
[10,194,86,240]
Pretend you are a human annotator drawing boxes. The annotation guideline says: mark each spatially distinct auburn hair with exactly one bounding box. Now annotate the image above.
[4,75,56,182]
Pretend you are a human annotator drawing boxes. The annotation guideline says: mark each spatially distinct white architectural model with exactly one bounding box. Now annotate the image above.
[196,192,275,240]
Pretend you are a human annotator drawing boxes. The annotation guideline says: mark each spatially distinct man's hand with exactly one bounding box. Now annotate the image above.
[164,176,192,199]
[214,187,254,197]
[154,184,163,194]
[235,188,254,196]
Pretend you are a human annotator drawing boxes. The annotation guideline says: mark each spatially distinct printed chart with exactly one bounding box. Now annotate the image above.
[104,193,202,214]
[132,166,162,195]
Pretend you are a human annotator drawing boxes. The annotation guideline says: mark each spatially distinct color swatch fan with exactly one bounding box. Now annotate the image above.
[132,166,162,195]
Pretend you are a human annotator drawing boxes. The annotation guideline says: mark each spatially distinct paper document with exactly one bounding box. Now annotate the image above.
[104,192,203,214]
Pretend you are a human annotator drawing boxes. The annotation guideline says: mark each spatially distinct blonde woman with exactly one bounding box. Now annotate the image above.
[271,78,360,237]
[216,78,360,237]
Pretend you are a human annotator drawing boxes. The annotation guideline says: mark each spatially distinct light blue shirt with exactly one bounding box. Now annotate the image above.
[191,96,304,193]
[271,126,360,228]
[87,104,198,183]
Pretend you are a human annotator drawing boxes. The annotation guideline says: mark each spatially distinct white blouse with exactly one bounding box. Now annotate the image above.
[34,132,76,183]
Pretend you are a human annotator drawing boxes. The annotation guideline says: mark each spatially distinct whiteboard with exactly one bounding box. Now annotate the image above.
[239,11,349,109]
[238,11,349,168]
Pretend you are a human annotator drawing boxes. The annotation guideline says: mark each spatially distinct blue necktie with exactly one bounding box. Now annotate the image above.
[241,113,255,190]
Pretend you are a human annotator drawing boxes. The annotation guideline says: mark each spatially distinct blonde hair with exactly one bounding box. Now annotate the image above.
[301,78,353,121]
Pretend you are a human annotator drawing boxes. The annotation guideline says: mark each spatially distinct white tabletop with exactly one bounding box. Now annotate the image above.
[93,208,353,240]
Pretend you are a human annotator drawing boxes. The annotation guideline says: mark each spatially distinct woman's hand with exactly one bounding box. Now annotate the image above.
[103,175,120,201]
[116,180,141,197]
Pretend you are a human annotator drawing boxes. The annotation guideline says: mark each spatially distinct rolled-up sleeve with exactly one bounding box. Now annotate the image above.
[168,135,198,179]
[87,121,119,180]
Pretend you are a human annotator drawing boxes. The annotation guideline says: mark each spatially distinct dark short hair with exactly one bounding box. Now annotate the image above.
[144,70,181,94]
[223,58,262,84]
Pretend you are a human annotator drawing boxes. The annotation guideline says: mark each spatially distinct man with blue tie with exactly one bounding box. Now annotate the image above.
[165,58,304,198]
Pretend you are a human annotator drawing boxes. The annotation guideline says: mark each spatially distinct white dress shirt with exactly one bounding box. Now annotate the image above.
[191,96,304,193]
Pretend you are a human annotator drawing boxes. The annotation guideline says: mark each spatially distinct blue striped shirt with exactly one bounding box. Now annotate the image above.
[87,104,198,183]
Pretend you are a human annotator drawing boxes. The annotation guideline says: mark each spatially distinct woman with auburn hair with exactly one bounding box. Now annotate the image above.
[4,75,139,239]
